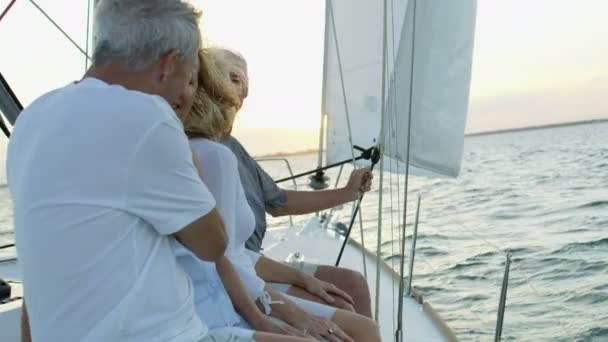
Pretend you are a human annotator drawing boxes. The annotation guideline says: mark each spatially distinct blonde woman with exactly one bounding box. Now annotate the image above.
[176,50,381,342]
[171,50,315,342]
[209,48,373,318]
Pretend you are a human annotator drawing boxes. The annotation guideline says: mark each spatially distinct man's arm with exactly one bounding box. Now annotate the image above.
[267,168,372,217]
[268,188,357,217]
[21,300,31,342]
[173,153,227,262]
[126,121,226,262]
[172,208,227,262]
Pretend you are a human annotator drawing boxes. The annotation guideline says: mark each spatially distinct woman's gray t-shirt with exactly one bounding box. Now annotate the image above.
[219,136,287,252]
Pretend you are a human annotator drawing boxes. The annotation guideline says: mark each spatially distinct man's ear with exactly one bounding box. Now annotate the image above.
[159,49,180,82]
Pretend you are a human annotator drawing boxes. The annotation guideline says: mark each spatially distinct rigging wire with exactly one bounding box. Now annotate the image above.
[372,0,390,322]
[0,0,17,22]
[334,148,381,266]
[395,0,418,339]
[28,0,91,61]
[357,208,368,280]
[387,0,402,331]
[440,214,576,336]
[326,0,357,165]
[84,0,92,71]
[326,0,372,287]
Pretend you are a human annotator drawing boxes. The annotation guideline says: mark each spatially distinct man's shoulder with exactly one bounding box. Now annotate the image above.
[98,85,176,123]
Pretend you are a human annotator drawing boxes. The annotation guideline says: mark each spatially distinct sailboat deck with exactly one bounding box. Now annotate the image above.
[262,217,458,342]
[0,257,21,341]
[0,218,458,342]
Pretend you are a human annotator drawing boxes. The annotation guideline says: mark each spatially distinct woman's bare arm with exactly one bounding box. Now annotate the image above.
[215,256,293,335]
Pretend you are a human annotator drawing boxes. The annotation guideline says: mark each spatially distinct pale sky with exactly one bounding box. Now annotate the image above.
[1,0,608,157]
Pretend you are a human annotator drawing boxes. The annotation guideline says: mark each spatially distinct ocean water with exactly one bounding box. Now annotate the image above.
[1,122,607,341]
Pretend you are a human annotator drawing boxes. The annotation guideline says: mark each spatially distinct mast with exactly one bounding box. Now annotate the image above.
[317,0,331,170]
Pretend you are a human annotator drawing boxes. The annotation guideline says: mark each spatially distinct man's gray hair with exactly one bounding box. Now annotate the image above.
[92,0,202,71]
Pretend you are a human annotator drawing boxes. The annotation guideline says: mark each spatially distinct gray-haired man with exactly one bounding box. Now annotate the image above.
[8,1,237,341]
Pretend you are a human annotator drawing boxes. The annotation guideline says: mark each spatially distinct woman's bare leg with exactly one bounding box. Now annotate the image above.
[253,332,314,342]
[287,285,355,312]
[314,266,372,318]
[330,309,381,342]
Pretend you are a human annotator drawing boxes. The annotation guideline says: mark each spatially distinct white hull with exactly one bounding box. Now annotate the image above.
[0,256,21,342]
[262,217,457,342]
[0,218,457,341]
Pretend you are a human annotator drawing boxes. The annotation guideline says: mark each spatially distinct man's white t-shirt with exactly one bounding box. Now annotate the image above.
[6,78,216,341]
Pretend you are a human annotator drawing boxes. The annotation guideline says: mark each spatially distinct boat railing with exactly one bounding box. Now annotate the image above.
[388,202,516,341]
[258,159,572,340]
[255,157,299,226]
[407,206,578,340]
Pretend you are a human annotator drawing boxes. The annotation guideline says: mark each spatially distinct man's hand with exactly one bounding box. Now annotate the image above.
[345,167,373,198]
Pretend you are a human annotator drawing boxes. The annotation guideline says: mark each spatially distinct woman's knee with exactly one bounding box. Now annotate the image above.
[332,309,381,341]
[316,266,369,296]
[332,296,355,312]
[345,269,370,296]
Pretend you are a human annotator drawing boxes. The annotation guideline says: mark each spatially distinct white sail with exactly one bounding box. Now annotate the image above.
[322,0,387,166]
[323,0,477,178]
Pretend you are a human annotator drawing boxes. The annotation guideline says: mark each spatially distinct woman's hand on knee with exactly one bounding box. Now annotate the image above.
[300,275,355,307]
[253,316,306,337]
[292,315,353,342]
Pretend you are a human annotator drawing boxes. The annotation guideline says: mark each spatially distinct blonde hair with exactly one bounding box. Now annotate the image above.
[205,47,248,131]
[207,47,247,75]
[183,49,240,139]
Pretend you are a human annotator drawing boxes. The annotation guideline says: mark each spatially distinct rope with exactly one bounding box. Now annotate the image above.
[28,0,91,60]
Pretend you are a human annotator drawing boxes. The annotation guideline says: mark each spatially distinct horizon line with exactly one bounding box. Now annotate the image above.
[253,118,608,157]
